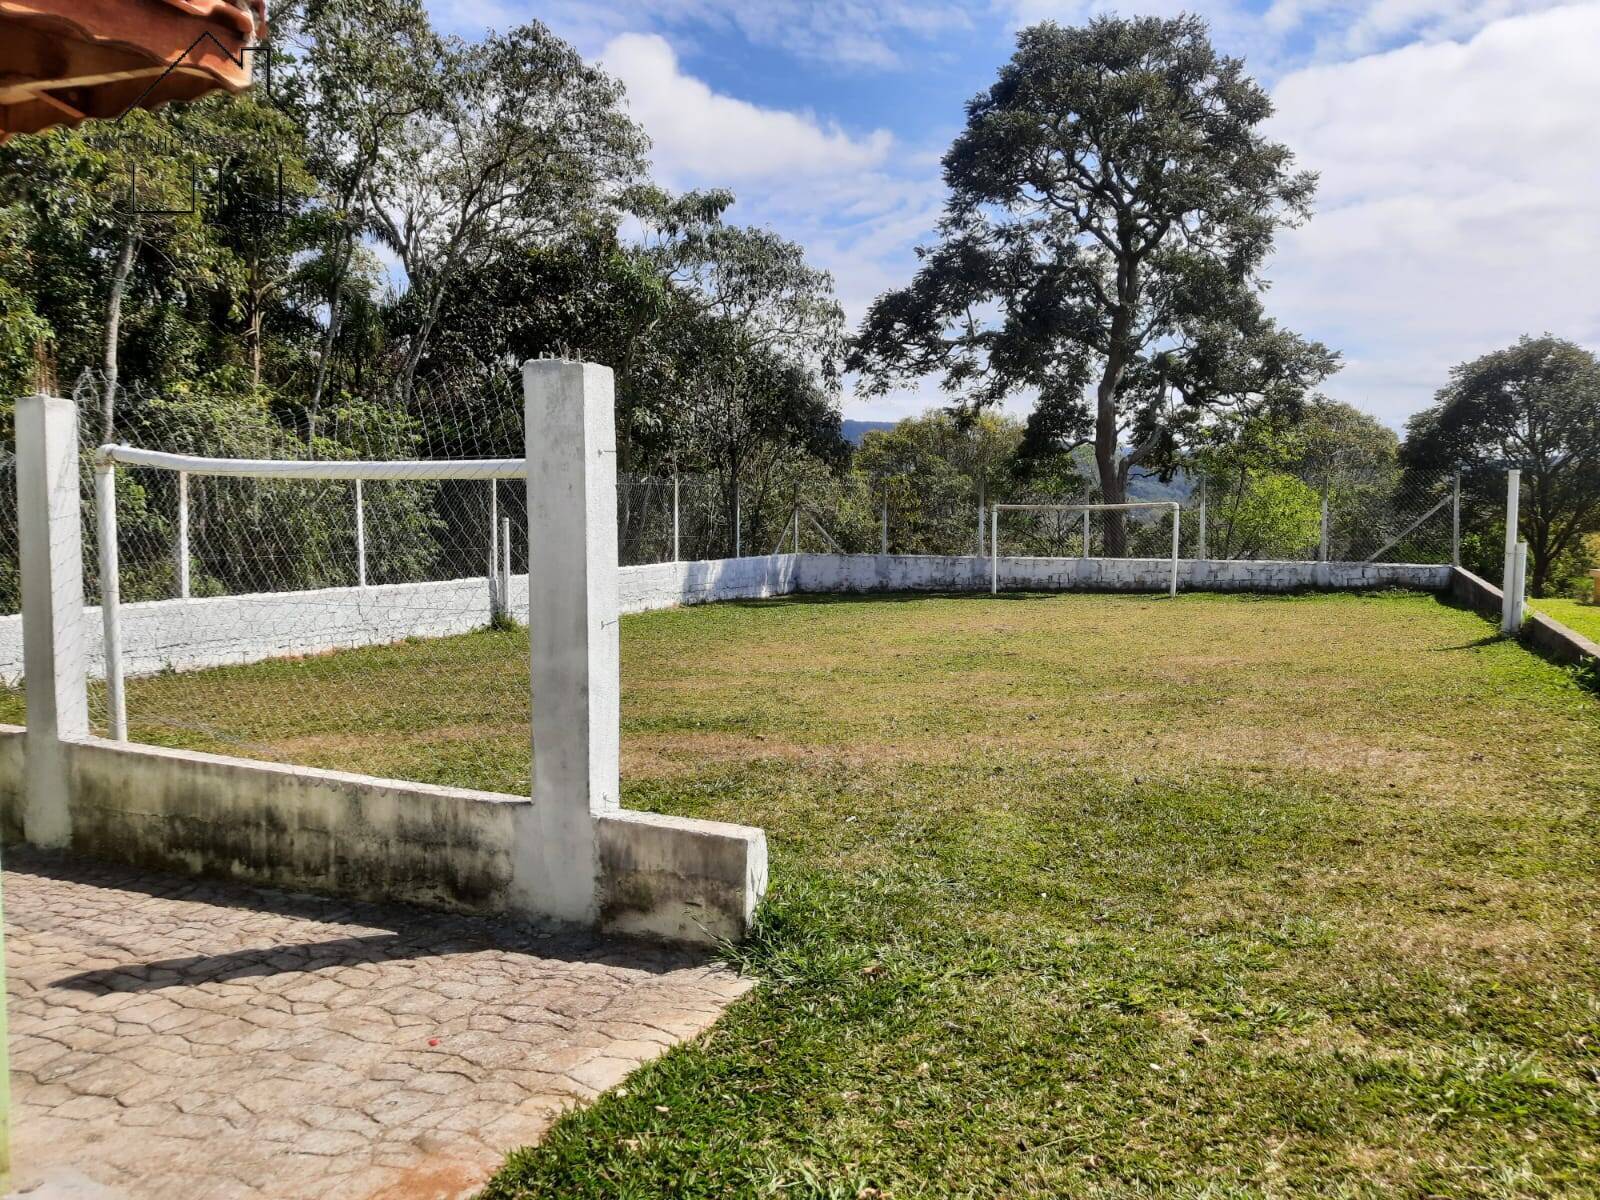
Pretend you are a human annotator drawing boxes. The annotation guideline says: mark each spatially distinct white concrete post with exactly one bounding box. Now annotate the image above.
[175,470,190,598]
[791,507,800,554]
[94,460,126,741]
[16,395,89,846]
[1197,478,1207,561]
[487,481,500,617]
[672,471,681,562]
[880,492,889,555]
[354,478,367,588]
[1319,490,1330,563]
[734,482,741,558]
[1081,507,1090,558]
[519,359,620,924]
[1501,469,1521,633]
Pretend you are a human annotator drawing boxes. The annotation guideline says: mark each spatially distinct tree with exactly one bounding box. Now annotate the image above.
[289,0,439,423]
[367,21,646,407]
[850,15,1336,552]
[855,411,1023,554]
[1403,336,1600,597]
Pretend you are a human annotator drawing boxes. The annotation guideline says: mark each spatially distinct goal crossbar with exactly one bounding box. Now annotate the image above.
[100,444,527,481]
[989,501,1180,597]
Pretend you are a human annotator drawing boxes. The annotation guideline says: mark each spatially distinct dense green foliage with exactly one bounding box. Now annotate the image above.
[1404,336,1600,596]
[0,0,850,583]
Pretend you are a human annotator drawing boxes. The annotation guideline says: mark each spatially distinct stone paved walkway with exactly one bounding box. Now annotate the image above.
[3,850,752,1200]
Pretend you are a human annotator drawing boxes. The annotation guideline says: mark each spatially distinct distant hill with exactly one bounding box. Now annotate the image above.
[842,419,897,445]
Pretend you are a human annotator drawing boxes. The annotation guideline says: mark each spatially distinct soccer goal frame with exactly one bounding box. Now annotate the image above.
[989,501,1181,598]
[93,443,531,741]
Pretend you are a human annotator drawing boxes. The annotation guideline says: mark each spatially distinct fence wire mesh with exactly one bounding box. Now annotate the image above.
[1,372,1476,789]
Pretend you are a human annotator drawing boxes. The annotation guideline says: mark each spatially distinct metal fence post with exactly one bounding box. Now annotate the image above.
[94,459,126,741]
[1319,488,1330,563]
[1501,469,1521,633]
[1451,471,1461,567]
[1511,540,1528,630]
[880,492,889,555]
[734,482,742,558]
[1081,506,1090,558]
[1169,503,1180,597]
[672,471,681,562]
[1197,477,1207,561]
[488,480,500,616]
[354,478,367,588]
[175,469,190,598]
[500,515,512,618]
[990,505,999,595]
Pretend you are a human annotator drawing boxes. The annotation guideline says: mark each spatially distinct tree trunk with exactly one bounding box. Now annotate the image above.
[1093,377,1128,555]
[309,233,354,426]
[101,224,138,442]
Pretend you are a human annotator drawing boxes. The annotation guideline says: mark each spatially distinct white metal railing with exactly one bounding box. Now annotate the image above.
[989,501,1181,598]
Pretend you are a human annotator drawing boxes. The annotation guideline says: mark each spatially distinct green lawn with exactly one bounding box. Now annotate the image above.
[4,591,1599,1196]
[1531,596,1600,646]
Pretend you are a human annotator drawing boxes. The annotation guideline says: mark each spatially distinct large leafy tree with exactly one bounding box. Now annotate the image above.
[851,15,1336,551]
[1403,335,1600,596]
[368,21,646,407]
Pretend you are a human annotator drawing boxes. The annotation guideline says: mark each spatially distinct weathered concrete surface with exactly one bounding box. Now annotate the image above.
[1524,610,1600,667]
[597,810,769,944]
[0,734,523,916]
[1449,565,1504,621]
[2,848,752,1200]
[792,554,1450,595]
[617,555,800,615]
[0,734,767,946]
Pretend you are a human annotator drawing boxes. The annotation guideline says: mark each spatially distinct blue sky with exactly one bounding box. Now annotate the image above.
[425,0,1600,429]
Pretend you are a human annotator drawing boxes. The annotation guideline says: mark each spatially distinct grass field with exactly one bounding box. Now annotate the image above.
[4,590,1599,1196]
[1531,597,1600,646]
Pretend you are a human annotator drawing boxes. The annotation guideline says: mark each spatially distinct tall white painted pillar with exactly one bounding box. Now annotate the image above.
[16,395,89,847]
[518,359,620,923]
[1501,469,1521,633]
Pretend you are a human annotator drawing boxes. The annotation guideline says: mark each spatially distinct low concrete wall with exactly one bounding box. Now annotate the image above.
[617,555,800,615]
[1449,566,1503,621]
[0,730,765,938]
[794,555,1450,595]
[1446,566,1600,668]
[597,809,768,944]
[0,554,1452,685]
[1,732,522,911]
[1,723,24,842]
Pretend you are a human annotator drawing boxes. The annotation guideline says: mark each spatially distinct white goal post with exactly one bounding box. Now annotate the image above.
[989,501,1181,598]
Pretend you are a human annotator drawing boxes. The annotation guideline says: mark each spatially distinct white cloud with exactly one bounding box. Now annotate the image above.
[1264,3,1600,424]
[600,33,894,185]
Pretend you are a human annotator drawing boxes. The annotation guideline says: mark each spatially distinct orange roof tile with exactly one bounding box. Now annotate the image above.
[0,0,268,140]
